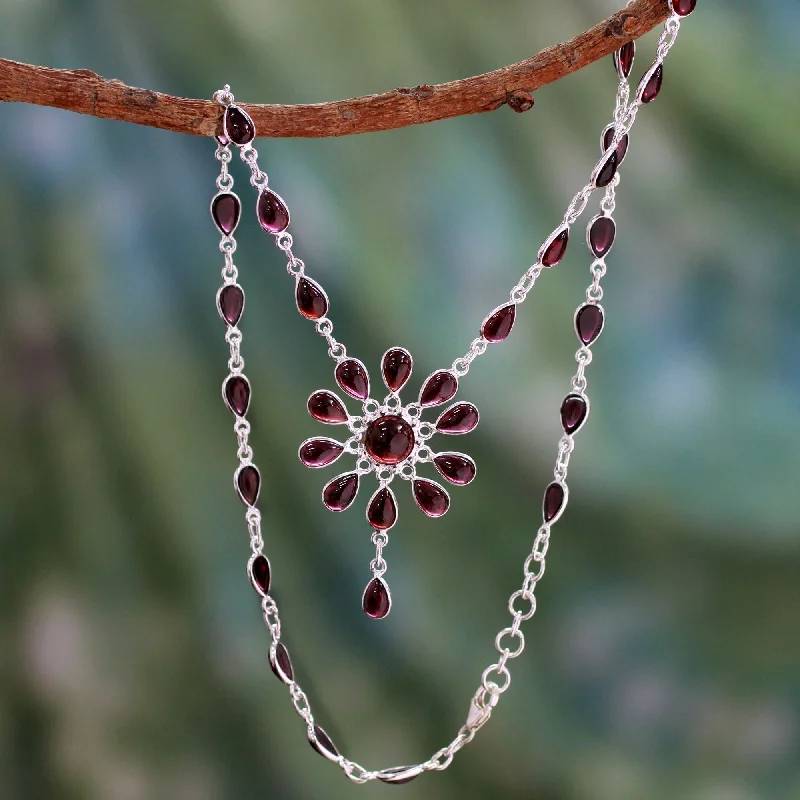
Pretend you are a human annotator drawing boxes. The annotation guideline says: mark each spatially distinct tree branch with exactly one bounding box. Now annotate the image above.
[0,0,667,138]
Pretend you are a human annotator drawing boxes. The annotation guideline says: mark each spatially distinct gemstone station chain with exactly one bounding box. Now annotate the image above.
[208,2,692,783]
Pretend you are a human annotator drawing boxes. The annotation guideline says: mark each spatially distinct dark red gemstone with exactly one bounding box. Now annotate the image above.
[299,438,344,468]
[217,284,244,326]
[224,105,255,146]
[542,229,569,268]
[323,473,359,511]
[595,150,618,188]
[419,371,458,407]
[412,479,450,517]
[641,65,663,104]
[215,132,229,147]
[672,0,696,15]
[602,126,629,164]
[382,348,413,392]
[308,391,348,424]
[249,554,271,595]
[436,403,479,435]
[615,42,636,79]
[211,192,240,235]
[378,767,421,785]
[309,725,339,760]
[543,482,566,523]
[363,577,391,619]
[367,487,397,530]
[236,465,261,506]
[224,375,250,416]
[588,216,616,258]
[560,394,588,435]
[575,304,604,345]
[434,453,476,486]
[365,416,414,465]
[335,359,369,401]
[257,189,290,234]
[296,277,328,320]
[270,642,294,683]
[481,304,516,343]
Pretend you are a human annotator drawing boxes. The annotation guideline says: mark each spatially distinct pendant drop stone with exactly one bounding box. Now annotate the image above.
[575,304,605,346]
[382,348,413,392]
[413,479,450,517]
[615,42,636,79]
[434,453,477,485]
[588,216,616,258]
[481,304,516,343]
[363,577,392,619]
[309,725,339,761]
[236,465,261,506]
[308,391,348,424]
[542,229,569,268]
[249,554,271,595]
[367,487,397,530]
[323,473,359,511]
[295,277,328,320]
[595,150,618,188]
[224,375,251,416]
[560,394,588,435]
[641,65,664,104]
[257,189,290,234]
[211,193,241,235]
[299,438,344,468]
[269,642,294,684]
[420,371,458,407]
[602,127,629,165]
[217,285,244,326]
[224,105,255,146]
[335,359,370,401]
[543,482,566,523]
[436,403,479,435]
[672,0,696,15]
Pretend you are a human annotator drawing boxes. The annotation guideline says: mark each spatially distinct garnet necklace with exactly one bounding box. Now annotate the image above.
[208,2,694,784]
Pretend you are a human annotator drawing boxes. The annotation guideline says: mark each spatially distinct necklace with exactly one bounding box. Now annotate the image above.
[207,2,693,784]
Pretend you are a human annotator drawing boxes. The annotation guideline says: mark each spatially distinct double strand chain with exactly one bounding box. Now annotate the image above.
[209,5,688,784]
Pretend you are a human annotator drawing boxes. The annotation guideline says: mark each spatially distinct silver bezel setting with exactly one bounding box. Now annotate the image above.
[209,190,242,237]
[480,302,517,343]
[334,357,371,401]
[432,451,477,486]
[321,471,360,512]
[574,302,606,347]
[419,369,459,408]
[542,480,569,526]
[586,214,616,260]
[233,463,260,507]
[221,373,251,417]
[362,575,392,620]
[295,273,330,321]
[560,393,591,437]
[257,187,291,235]
[434,401,480,435]
[298,437,345,469]
[247,552,272,596]
[222,103,255,147]
[380,346,414,394]
[215,282,245,327]
[637,61,663,104]
[538,226,569,268]
[411,477,451,518]
[308,726,339,762]
[307,389,350,425]
[366,484,398,531]
[269,643,293,686]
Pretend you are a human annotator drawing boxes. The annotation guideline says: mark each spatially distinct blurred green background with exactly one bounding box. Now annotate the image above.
[1,1,799,798]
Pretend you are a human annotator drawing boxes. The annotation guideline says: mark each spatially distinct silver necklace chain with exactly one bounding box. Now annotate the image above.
[209,5,686,784]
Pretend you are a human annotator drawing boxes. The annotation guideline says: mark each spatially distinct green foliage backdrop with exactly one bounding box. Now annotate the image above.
[1,1,799,798]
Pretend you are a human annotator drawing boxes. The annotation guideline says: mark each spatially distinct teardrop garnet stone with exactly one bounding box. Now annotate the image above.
[211,193,241,235]
[436,403,479,435]
[367,487,397,530]
[363,577,391,620]
[224,105,255,146]
[413,479,450,517]
[323,472,359,511]
[595,150,618,188]
[641,65,664,104]
[382,348,413,392]
[296,277,328,320]
[420,371,458,408]
[270,642,294,684]
[575,304,605,346]
[249,554,271,595]
[378,766,422,785]
[335,359,370,401]
[308,391,348,424]
[365,416,415,465]
[560,394,589,435]
[257,189,290,234]
[588,216,616,258]
[481,304,516,343]
[434,453,476,486]
[236,465,261,506]
[614,41,636,79]
[543,482,567,523]
[542,229,569,268]
[309,725,339,761]
[217,284,244,326]
[602,126,629,165]
[299,438,344,468]
[224,375,251,417]
[672,0,696,15]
